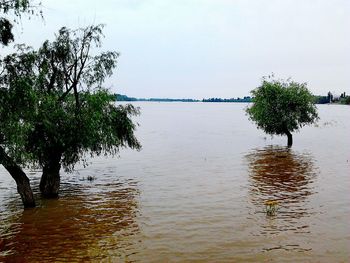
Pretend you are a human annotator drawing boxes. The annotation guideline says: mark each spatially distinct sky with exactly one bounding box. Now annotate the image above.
[5,0,350,99]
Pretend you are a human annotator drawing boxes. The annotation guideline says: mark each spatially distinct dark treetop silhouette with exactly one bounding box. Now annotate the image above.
[0,0,42,45]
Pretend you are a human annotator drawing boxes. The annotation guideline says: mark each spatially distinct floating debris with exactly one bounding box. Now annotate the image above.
[264,200,279,216]
[87,175,96,181]
[82,175,96,181]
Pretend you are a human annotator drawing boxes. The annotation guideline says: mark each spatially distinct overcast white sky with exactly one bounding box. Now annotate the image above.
[6,0,350,99]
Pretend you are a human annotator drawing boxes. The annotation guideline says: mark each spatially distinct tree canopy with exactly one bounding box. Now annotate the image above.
[246,76,318,147]
[0,25,141,205]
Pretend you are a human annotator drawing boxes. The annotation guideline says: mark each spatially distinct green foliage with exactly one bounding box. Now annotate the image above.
[0,25,141,172]
[0,0,32,14]
[313,95,329,104]
[0,0,42,45]
[0,18,13,45]
[339,96,350,105]
[246,76,319,136]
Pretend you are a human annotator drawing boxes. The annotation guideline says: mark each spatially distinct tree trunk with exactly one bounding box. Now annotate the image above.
[40,155,61,198]
[0,146,35,208]
[285,130,293,147]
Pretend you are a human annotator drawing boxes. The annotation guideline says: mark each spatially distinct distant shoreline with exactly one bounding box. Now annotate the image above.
[115,94,350,105]
[115,94,252,103]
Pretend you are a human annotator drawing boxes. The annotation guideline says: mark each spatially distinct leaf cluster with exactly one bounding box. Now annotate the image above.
[0,0,42,45]
[246,76,319,136]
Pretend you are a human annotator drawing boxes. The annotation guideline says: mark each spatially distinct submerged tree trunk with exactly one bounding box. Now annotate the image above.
[285,130,293,147]
[40,154,61,198]
[0,146,35,208]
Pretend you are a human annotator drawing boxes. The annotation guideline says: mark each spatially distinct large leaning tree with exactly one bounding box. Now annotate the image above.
[0,0,42,207]
[0,24,141,208]
[246,76,318,147]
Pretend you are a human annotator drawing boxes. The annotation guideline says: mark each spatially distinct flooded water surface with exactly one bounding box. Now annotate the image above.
[1,103,349,262]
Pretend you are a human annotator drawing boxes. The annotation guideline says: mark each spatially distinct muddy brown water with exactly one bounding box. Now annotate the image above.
[0,103,349,262]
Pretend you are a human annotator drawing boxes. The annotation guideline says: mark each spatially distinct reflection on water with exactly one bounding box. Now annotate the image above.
[0,177,140,262]
[246,146,317,238]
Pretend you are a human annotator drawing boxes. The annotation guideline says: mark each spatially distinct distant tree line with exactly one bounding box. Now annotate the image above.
[115,94,199,102]
[116,94,138,101]
[314,92,350,104]
[116,94,252,103]
[202,96,252,102]
[116,92,350,105]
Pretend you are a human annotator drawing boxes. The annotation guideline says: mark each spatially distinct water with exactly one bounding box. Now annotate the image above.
[0,103,349,262]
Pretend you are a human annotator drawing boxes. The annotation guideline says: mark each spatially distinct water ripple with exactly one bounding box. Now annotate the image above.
[0,177,141,262]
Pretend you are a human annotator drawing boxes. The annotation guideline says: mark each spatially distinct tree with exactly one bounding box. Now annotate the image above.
[0,0,41,45]
[0,25,141,206]
[327,91,333,103]
[246,76,318,147]
[1,0,42,207]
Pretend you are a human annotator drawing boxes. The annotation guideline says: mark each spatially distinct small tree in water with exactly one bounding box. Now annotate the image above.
[246,76,318,147]
[0,25,141,207]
